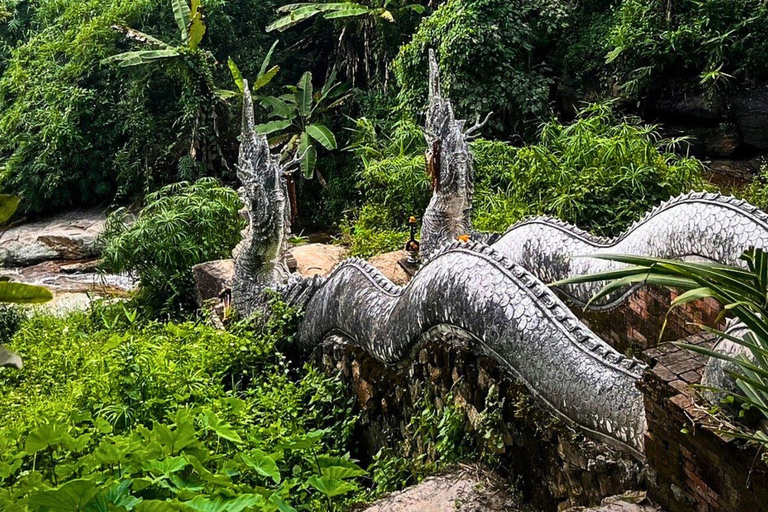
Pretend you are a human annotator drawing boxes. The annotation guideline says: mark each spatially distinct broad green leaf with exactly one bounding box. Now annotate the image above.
[0,194,20,224]
[254,65,280,91]
[214,89,239,100]
[260,96,295,119]
[256,120,292,135]
[85,479,142,512]
[277,428,328,450]
[172,0,191,42]
[185,454,233,487]
[324,7,370,19]
[28,478,101,511]
[306,124,337,150]
[240,450,281,483]
[200,410,243,444]
[266,6,325,32]
[136,499,187,512]
[0,281,51,304]
[103,49,180,68]
[299,138,317,179]
[142,456,189,477]
[188,10,206,50]
[306,475,357,497]
[25,422,66,453]
[186,494,266,512]
[296,72,313,117]
[269,495,297,512]
[321,465,366,480]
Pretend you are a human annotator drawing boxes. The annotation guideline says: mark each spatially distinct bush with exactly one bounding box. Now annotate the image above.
[0,0,282,215]
[0,301,364,510]
[101,178,244,317]
[605,0,768,97]
[344,104,705,256]
[393,0,569,136]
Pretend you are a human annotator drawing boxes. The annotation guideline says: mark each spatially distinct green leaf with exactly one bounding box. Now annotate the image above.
[103,49,180,68]
[188,10,206,50]
[266,6,324,32]
[186,494,266,512]
[256,120,292,135]
[85,479,142,512]
[307,475,357,497]
[306,124,337,150]
[0,281,52,304]
[25,422,66,453]
[200,410,243,444]
[260,96,295,119]
[259,40,279,77]
[299,135,317,180]
[240,450,281,483]
[254,65,280,91]
[277,429,328,450]
[296,72,313,117]
[28,478,101,511]
[141,456,190,477]
[135,500,187,512]
[323,7,370,19]
[321,465,366,480]
[172,0,191,42]
[0,194,20,224]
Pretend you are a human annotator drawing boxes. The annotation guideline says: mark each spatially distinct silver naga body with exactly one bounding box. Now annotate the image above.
[297,241,648,458]
[230,54,768,459]
[231,81,292,318]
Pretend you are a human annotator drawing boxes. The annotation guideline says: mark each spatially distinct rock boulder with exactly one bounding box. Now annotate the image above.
[192,259,235,305]
[0,210,106,266]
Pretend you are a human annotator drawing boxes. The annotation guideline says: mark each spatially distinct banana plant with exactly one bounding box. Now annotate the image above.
[104,0,208,67]
[0,195,52,369]
[226,40,281,98]
[266,1,424,32]
[553,249,768,446]
[256,71,350,183]
[104,0,231,172]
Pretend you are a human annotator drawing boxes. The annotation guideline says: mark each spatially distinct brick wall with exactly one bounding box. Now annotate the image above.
[640,334,768,512]
[573,285,724,355]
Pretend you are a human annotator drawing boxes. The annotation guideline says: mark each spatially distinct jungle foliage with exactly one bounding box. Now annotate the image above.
[0,301,368,510]
[101,178,244,317]
[344,104,704,257]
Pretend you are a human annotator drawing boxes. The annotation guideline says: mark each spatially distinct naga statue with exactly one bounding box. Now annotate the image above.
[229,54,768,460]
[491,192,768,310]
[229,66,648,458]
[420,49,492,258]
[231,81,294,318]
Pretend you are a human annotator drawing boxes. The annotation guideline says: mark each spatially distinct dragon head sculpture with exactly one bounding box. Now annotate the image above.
[420,49,491,258]
[232,80,293,318]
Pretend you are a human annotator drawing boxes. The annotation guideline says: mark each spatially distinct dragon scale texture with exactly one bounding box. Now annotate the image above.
[298,241,648,458]
[491,192,768,309]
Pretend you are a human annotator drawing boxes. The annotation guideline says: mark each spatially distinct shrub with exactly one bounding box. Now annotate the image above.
[101,178,244,316]
[393,0,569,136]
[0,301,363,510]
[344,104,705,256]
[605,0,768,97]
[0,0,281,214]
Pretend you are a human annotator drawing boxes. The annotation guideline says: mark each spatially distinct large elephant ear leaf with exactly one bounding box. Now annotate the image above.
[0,195,20,225]
[0,282,53,304]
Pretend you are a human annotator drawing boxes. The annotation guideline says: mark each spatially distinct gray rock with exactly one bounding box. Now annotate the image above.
[731,86,768,151]
[0,210,106,266]
[0,345,22,369]
[360,466,531,512]
[192,259,235,306]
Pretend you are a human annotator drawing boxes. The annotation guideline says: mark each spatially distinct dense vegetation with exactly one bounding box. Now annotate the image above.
[2,0,768,507]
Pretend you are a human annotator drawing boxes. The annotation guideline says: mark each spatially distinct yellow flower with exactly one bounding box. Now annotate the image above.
[409,216,417,224]
[457,234,470,243]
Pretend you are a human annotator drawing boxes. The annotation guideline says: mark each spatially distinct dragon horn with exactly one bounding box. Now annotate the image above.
[242,79,255,136]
